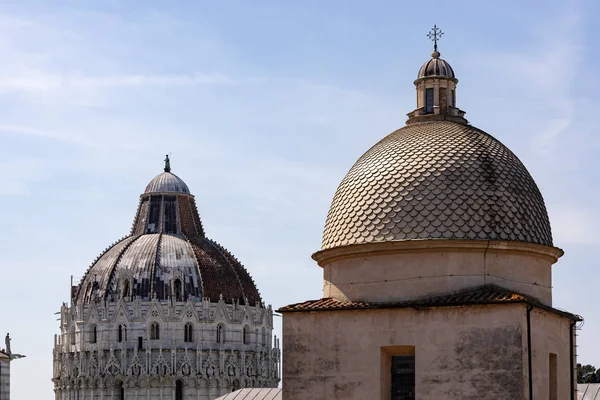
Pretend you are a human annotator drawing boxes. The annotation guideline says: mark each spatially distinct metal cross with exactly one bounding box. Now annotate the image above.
[427,24,444,52]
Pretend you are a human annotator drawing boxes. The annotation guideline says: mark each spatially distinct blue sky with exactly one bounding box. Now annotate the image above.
[0,1,598,397]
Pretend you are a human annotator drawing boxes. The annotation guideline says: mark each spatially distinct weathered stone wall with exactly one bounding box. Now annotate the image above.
[283,304,526,400]
[528,308,574,399]
[53,297,280,398]
[320,241,556,305]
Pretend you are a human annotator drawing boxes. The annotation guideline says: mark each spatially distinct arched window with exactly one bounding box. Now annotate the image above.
[174,279,182,301]
[85,282,93,300]
[116,380,124,400]
[118,324,127,343]
[243,326,250,344]
[151,323,160,340]
[425,88,434,113]
[122,280,130,299]
[261,327,266,346]
[90,325,97,344]
[175,380,183,400]
[184,323,193,343]
[216,324,224,344]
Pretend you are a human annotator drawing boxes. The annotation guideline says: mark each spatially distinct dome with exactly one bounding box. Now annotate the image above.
[144,171,190,194]
[321,121,553,250]
[417,51,455,79]
[75,233,261,305]
[74,163,261,306]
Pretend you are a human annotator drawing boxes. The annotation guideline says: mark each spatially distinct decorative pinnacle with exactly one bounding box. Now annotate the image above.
[164,154,171,172]
[427,24,444,54]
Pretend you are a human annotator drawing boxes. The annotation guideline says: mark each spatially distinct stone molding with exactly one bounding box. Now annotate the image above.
[312,239,564,266]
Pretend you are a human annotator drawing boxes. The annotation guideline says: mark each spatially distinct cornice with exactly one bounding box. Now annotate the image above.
[312,239,564,266]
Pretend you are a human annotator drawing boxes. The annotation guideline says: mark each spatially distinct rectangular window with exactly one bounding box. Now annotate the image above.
[549,353,557,400]
[90,325,97,344]
[451,89,456,107]
[164,196,177,234]
[151,323,160,340]
[138,337,143,350]
[425,88,434,113]
[391,355,415,400]
[147,196,162,233]
[184,324,193,343]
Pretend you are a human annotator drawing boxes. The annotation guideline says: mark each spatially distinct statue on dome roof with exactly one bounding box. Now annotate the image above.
[164,154,171,172]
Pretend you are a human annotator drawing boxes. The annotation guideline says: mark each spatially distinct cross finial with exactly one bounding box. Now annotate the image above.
[427,24,444,53]
[164,154,171,172]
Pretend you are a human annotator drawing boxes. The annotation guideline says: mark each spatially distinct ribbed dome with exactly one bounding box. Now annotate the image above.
[75,233,261,305]
[321,121,553,250]
[74,166,261,306]
[144,171,190,194]
[418,51,455,79]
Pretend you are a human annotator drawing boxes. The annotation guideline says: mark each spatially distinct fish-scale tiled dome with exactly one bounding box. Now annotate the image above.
[417,51,455,79]
[321,121,553,249]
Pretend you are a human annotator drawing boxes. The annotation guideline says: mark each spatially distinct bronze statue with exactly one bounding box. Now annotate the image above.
[5,333,10,355]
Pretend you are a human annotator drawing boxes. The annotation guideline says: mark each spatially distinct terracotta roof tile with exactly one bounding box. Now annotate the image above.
[277,285,580,321]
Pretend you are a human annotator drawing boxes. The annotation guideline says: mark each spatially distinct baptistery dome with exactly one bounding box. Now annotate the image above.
[75,159,260,305]
[54,156,279,400]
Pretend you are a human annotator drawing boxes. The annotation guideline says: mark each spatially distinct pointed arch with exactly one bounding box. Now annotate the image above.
[216,324,225,344]
[115,379,124,400]
[174,278,183,301]
[184,322,193,343]
[150,322,160,340]
[243,325,250,345]
[118,324,127,343]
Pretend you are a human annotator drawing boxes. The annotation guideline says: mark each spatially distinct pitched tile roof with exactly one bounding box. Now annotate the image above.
[277,285,580,321]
